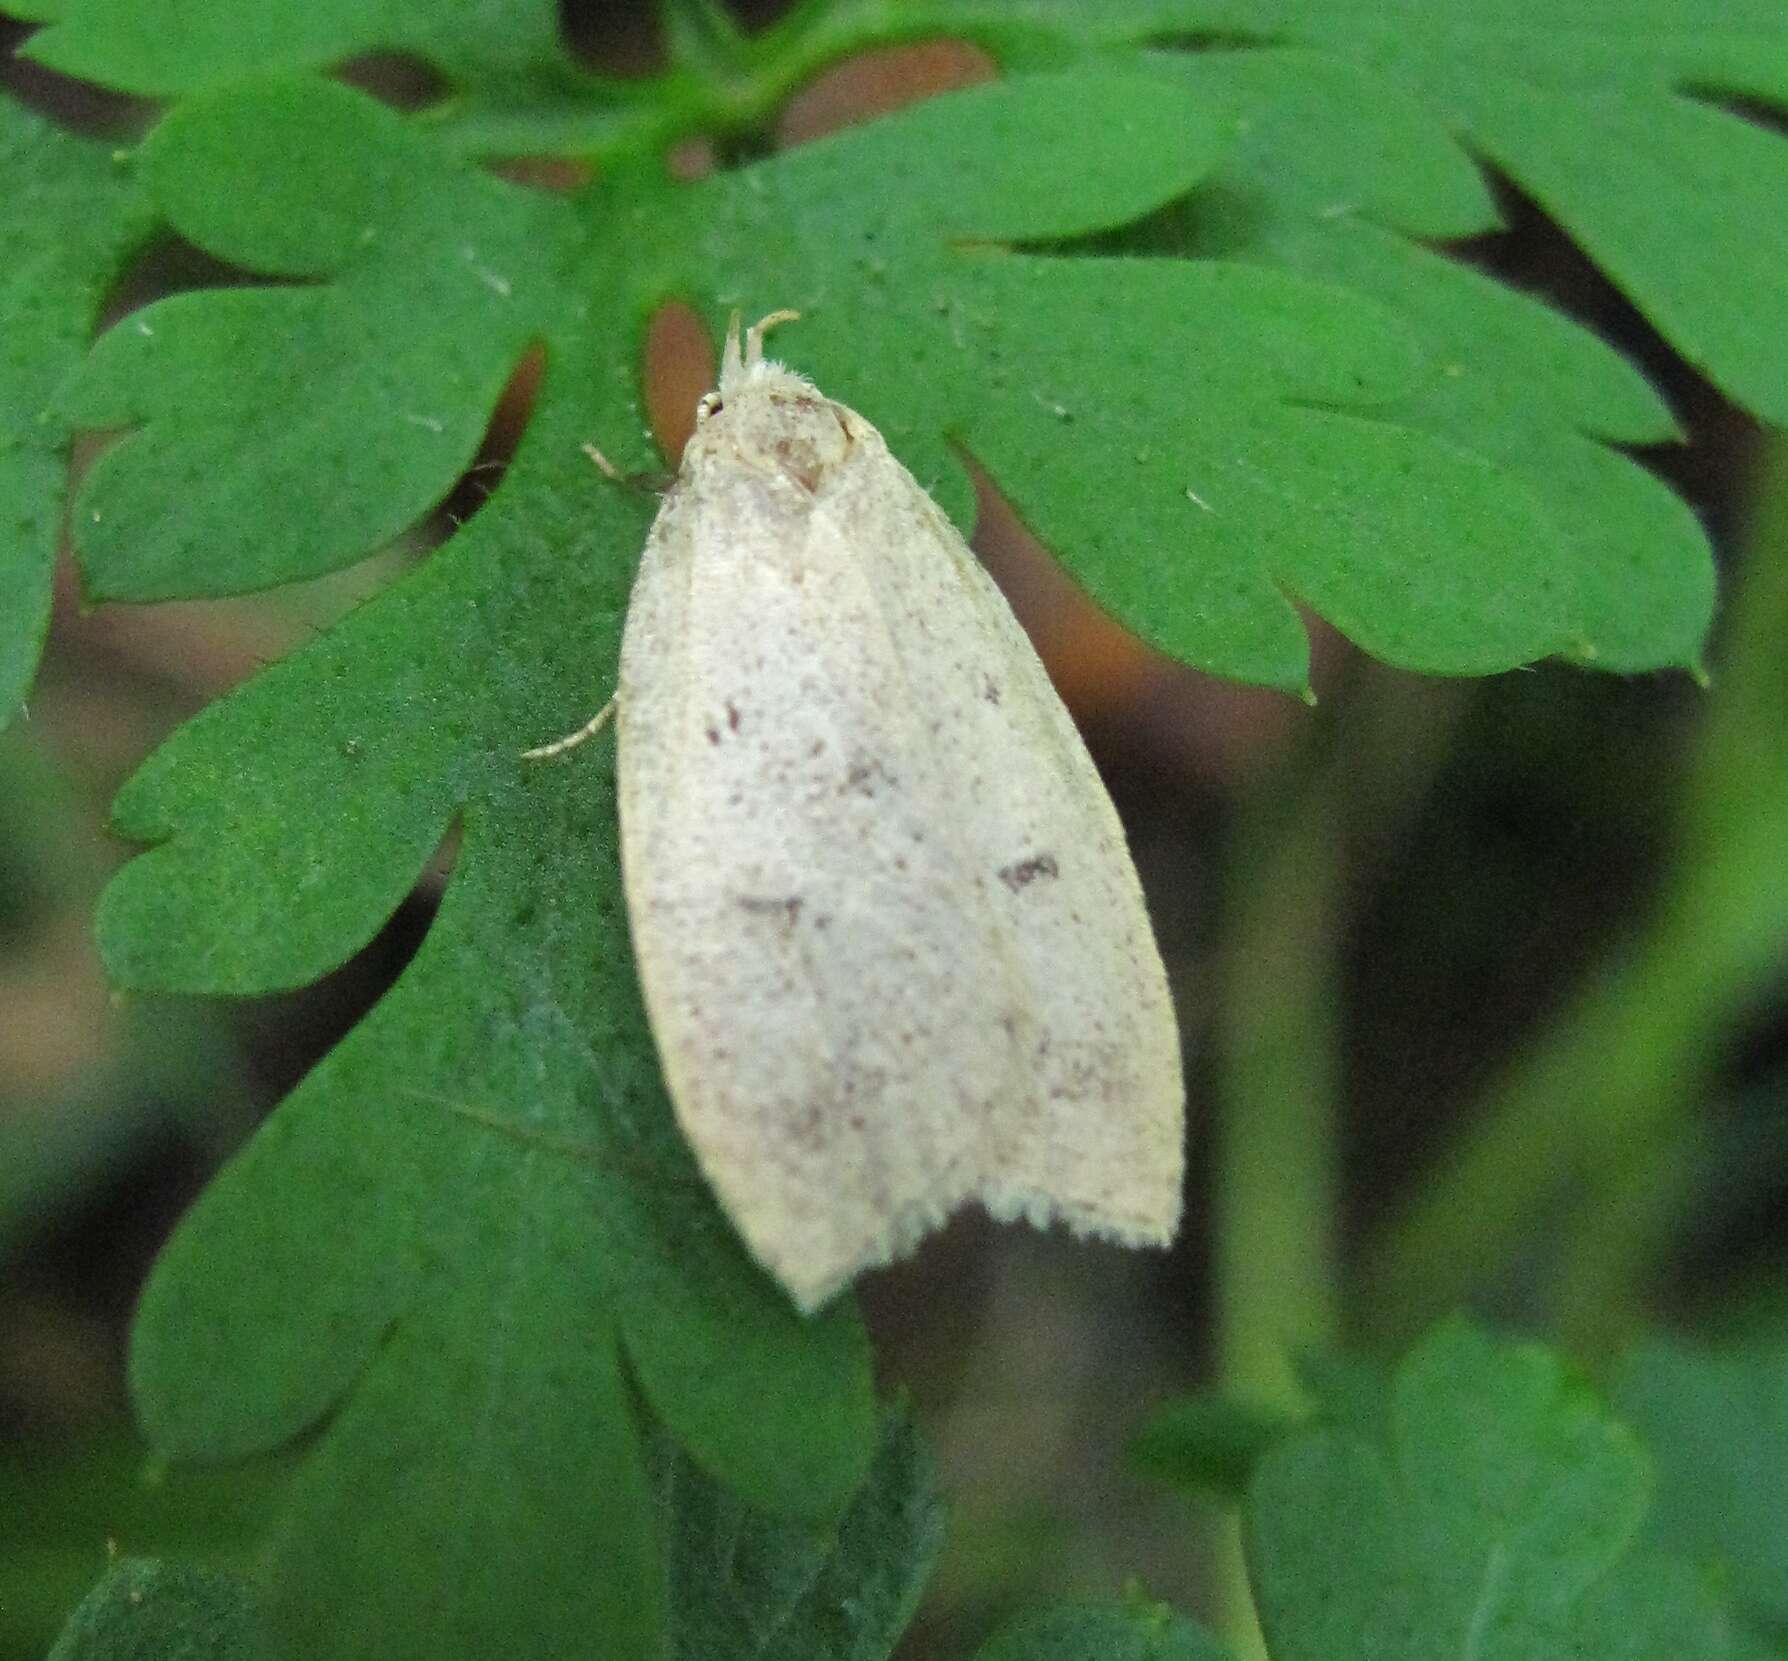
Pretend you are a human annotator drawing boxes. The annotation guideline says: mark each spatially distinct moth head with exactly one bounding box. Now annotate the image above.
[690,309,852,491]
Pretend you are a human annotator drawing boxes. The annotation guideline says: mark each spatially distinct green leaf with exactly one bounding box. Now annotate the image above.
[685,131,1592,688]
[974,1598,1238,1661]
[0,1423,285,1659]
[1247,1321,1732,1661]
[22,0,574,97]
[1259,0,1788,424]
[120,562,877,1656]
[46,1558,260,1661]
[1616,1333,1788,1630]
[1130,44,1714,673]
[21,12,1769,1652]
[664,1410,945,1661]
[1130,1392,1303,1502]
[59,80,576,602]
[103,329,874,1659]
[948,0,1788,427]
[60,58,1719,690]
[0,98,148,731]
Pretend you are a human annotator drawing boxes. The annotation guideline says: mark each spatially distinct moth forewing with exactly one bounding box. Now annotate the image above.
[613,315,1183,1312]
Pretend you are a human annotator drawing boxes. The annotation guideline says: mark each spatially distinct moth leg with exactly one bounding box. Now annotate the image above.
[583,442,672,495]
[522,696,616,761]
[581,442,622,480]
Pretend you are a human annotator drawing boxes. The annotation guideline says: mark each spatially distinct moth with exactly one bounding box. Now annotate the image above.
[531,313,1184,1312]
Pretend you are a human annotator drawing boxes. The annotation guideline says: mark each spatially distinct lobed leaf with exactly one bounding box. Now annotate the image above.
[1246,1321,1733,1661]
[1280,0,1788,424]
[681,78,1621,689]
[0,98,148,731]
[940,0,1788,426]
[1135,44,1715,673]
[664,1411,945,1661]
[60,78,575,601]
[71,70,1239,1657]
[115,359,876,1658]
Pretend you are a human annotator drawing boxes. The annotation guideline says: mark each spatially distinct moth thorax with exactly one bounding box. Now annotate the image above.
[701,369,852,493]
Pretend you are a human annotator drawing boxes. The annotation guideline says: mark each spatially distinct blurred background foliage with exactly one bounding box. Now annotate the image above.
[5,2,1788,1657]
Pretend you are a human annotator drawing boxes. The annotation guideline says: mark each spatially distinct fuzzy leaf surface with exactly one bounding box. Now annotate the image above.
[1129,44,1716,672]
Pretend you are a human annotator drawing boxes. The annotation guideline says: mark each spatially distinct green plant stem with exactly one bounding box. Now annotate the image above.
[1214,782,1344,1417]
[1364,435,1788,1358]
[1209,770,1342,1661]
[1209,666,1461,1653]
[428,0,1106,164]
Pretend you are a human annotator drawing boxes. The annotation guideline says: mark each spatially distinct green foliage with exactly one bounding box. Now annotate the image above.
[1129,1393,1300,1503]
[0,97,148,723]
[1135,1324,1738,1661]
[1247,1323,1728,1660]
[0,1424,285,1659]
[8,0,1788,1656]
[974,1597,1237,1660]
[45,1559,259,1661]
[1132,45,1713,673]
[664,1411,945,1660]
[1616,1333,1788,1637]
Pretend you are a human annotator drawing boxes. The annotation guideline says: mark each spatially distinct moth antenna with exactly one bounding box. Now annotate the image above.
[745,309,801,365]
[720,309,745,387]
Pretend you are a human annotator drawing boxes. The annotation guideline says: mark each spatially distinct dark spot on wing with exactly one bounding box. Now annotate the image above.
[998,853,1060,892]
[842,756,896,797]
[707,699,744,744]
[738,895,804,927]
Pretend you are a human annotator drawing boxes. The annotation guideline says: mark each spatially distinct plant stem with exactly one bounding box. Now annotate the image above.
[1213,778,1343,1416]
[1213,661,1467,1400]
[1208,664,1460,1651]
[432,0,1101,165]
[1209,760,1344,1661]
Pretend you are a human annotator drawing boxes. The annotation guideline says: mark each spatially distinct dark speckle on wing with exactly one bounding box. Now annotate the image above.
[998,853,1060,892]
